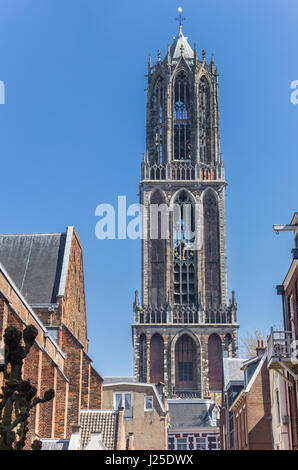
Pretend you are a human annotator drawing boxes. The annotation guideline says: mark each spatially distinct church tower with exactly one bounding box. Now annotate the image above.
[132,14,239,403]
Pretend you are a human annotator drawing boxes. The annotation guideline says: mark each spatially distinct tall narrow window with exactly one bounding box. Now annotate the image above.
[150,191,166,307]
[175,334,197,390]
[150,334,164,384]
[173,191,196,305]
[199,76,211,163]
[152,78,164,163]
[139,334,147,382]
[174,72,191,160]
[208,334,223,391]
[203,190,220,307]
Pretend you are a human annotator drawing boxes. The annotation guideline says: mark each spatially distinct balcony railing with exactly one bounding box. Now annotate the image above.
[134,304,237,325]
[173,389,201,399]
[141,161,225,182]
[267,328,294,366]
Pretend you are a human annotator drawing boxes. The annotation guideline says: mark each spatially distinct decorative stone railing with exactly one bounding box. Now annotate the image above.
[134,304,237,325]
[141,161,225,181]
[173,389,202,399]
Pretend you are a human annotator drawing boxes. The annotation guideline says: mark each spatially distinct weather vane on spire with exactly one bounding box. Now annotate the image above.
[176,7,186,30]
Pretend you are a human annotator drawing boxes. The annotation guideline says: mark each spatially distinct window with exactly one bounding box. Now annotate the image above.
[173,191,196,306]
[195,437,206,450]
[144,396,153,411]
[176,438,187,450]
[114,393,133,419]
[199,76,211,163]
[174,72,191,160]
[178,361,193,381]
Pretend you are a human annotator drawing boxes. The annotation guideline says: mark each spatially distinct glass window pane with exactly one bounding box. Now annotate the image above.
[177,438,187,450]
[145,396,153,410]
[115,394,122,409]
[124,393,133,419]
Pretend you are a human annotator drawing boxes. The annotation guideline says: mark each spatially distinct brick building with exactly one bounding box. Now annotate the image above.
[268,212,298,449]
[132,16,238,406]
[0,226,102,446]
[229,347,272,450]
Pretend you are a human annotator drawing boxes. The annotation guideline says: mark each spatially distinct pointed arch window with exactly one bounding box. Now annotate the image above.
[175,334,197,390]
[173,191,196,305]
[199,76,211,163]
[174,72,191,160]
[152,78,164,163]
[203,190,220,307]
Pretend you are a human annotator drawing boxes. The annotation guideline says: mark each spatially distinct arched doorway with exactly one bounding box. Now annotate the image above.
[150,334,164,384]
[175,334,197,390]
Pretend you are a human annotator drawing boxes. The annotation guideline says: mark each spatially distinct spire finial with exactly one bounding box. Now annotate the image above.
[176,7,186,33]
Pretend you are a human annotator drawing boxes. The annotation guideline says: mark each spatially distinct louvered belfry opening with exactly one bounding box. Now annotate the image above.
[199,76,211,163]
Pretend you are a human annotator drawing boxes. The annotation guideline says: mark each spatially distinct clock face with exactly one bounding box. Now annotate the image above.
[174,239,194,261]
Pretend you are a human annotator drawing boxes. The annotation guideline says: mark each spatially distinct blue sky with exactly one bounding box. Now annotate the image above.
[0,0,297,375]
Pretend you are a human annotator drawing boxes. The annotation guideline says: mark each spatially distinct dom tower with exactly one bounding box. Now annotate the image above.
[132,15,239,403]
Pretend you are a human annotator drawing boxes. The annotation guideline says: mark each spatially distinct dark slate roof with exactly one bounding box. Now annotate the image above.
[168,400,218,430]
[0,233,66,304]
[223,358,246,388]
[80,410,118,450]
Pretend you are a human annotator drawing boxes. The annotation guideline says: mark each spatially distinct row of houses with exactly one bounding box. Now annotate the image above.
[221,212,298,450]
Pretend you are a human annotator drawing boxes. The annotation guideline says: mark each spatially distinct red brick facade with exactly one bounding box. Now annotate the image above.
[0,227,102,447]
[230,356,272,450]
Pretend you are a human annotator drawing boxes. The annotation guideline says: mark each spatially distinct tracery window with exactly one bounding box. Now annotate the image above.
[174,72,191,160]
[173,191,196,305]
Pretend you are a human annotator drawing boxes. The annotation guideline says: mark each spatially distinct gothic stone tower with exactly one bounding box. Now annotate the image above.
[132,22,239,403]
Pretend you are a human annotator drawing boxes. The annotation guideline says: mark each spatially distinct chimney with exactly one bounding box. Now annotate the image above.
[128,432,134,450]
[256,340,266,356]
[71,424,80,434]
[116,407,126,450]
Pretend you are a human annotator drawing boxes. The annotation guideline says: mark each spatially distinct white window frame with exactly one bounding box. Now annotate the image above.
[195,437,207,450]
[144,395,153,411]
[176,437,188,450]
[113,392,133,419]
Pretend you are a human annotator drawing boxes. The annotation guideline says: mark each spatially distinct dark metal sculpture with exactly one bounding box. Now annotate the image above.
[0,325,55,450]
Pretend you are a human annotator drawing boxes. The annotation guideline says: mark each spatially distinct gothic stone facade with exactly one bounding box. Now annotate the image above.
[132,25,239,402]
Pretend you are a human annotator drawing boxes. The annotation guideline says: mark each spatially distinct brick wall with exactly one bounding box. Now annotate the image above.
[60,229,88,350]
